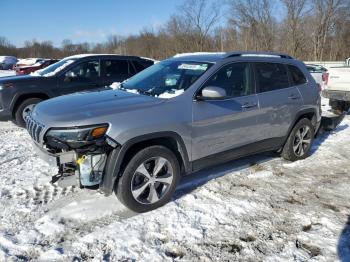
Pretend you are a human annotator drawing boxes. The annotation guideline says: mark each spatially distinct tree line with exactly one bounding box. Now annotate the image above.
[1,0,349,61]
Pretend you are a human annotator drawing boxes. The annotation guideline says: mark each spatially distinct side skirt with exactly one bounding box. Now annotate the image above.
[191,137,285,173]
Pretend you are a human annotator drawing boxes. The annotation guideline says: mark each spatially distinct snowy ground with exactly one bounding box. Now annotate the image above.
[0,100,350,261]
[0,70,15,77]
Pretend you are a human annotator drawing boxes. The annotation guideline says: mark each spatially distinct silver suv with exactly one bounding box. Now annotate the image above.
[26,52,322,212]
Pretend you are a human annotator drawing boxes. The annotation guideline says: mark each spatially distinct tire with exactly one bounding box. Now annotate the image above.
[14,98,43,127]
[281,118,315,161]
[116,145,181,213]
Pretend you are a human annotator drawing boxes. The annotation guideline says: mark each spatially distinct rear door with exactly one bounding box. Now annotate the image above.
[254,62,303,141]
[191,62,260,160]
[101,59,133,86]
[57,59,102,95]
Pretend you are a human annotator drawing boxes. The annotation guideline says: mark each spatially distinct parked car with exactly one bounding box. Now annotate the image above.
[322,60,350,112]
[15,59,60,75]
[0,56,18,70]
[306,64,328,72]
[25,51,321,213]
[306,64,328,88]
[0,54,154,126]
[14,58,44,68]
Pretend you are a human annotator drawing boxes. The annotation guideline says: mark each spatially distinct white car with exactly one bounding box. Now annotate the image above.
[0,56,18,70]
[322,59,350,112]
[306,64,328,88]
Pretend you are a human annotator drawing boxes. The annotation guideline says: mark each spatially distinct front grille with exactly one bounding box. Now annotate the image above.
[25,114,45,143]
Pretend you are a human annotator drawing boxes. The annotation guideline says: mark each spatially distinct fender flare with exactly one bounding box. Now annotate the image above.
[283,108,317,144]
[99,131,190,196]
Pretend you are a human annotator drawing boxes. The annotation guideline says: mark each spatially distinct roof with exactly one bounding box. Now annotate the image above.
[170,51,294,63]
[64,54,151,60]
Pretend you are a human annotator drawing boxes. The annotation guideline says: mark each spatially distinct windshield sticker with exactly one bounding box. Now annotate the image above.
[178,64,208,71]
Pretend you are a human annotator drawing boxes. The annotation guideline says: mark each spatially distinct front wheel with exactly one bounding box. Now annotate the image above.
[281,118,314,161]
[14,98,43,127]
[116,145,180,213]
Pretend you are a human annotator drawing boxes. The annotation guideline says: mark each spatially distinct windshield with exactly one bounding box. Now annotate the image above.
[120,60,212,98]
[34,58,77,77]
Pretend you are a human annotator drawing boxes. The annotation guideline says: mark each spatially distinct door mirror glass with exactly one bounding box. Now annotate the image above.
[200,86,227,100]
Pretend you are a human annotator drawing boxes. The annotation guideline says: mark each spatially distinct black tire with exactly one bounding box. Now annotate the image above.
[14,98,43,127]
[116,145,180,213]
[281,118,314,161]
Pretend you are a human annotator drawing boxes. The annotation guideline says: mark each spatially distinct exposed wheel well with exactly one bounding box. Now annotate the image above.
[12,93,50,118]
[119,137,186,176]
[279,110,317,152]
[296,111,316,127]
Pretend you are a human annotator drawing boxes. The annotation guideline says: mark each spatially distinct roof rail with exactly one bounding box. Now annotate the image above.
[226,51,294,59]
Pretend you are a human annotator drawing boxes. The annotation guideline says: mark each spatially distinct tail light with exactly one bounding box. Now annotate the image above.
[322,72,329,85]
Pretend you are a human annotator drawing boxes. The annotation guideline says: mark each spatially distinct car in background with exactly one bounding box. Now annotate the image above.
[306,64,328,88]
[0,54,155,126]
[322,59,350,112]
[15,59,60,75]
[306,64,328,72]
[14,58,44,68]
[0,56,18,70]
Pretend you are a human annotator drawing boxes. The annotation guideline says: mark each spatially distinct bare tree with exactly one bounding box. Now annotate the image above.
[280,0,309,57]
[311,0,349,60]
[228,0,276,51]
[177,0,221,51]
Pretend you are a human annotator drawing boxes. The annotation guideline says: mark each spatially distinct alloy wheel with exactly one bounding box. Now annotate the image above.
[22,104,36,119]
[131,157,174,204]
[293,125,312,157]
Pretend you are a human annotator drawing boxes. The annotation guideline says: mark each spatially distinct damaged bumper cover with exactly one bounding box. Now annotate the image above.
[32,141,77,166]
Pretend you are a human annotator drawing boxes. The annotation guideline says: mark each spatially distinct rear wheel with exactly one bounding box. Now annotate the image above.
[14,98,43,127]
[116,145,180,213]
[282,118,314,161]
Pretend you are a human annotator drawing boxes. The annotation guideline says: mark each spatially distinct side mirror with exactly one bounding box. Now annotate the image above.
[198,86,227,100]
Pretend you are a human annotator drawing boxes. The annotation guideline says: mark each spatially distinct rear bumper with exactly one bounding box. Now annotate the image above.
[322,90,350,102]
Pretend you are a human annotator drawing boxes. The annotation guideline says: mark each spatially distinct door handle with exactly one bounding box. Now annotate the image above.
[241,102,257,109]
[288,94,300,100]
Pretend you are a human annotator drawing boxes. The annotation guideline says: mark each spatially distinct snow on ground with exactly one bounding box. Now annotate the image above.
[0,70,15,77]
[0,101,350,261]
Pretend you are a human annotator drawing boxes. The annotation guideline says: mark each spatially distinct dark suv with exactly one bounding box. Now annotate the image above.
[0,54,154,126]
[26,51,321,212]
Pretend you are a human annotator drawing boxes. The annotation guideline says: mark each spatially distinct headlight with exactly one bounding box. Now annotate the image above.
[0,85,3,91]
[46,124,109,143]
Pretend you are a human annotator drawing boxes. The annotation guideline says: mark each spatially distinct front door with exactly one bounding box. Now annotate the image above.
[191,62,260,161]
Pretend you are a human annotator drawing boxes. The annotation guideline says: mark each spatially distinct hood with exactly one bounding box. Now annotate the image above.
[32,89,164,127]
[0,74,43,84]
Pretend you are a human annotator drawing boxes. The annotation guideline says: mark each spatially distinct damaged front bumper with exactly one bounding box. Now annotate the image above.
[32,141,77,167]
[30,132,119,195]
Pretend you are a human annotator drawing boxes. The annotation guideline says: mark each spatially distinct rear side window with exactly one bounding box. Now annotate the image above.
[288,65,307,85]
[254,62,290,92]
[103,60,129,77]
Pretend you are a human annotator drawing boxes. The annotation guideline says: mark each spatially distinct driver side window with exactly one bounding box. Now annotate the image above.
[66,60,100,79]
[203,62,253,98]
